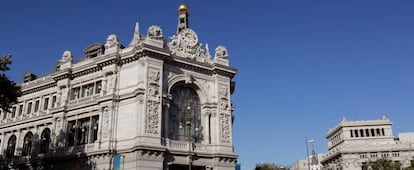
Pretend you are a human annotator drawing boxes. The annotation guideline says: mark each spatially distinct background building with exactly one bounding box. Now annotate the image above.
[321,116,414,170]
[0,4,237,170]
[291,153,324,170]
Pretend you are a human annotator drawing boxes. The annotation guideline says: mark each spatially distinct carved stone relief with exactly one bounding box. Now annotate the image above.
[146,100,160,134]
[146,68,160,134]
[168,28,212,62]
[102,107,110,139]
[220,113,231,143]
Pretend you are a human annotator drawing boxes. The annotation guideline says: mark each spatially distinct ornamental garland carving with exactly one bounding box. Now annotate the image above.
[220,113,231,143]
[146,68,160,134]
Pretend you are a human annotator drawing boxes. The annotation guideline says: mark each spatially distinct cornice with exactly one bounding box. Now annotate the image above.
[22,82,57,95]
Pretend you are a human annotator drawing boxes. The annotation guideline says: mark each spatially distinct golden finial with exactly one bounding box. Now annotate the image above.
[178,4,189,13]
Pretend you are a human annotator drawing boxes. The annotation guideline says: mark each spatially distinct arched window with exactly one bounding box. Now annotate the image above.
[168,86,202,143]
[6,135,17,158]
[40,128,51,154]
[22,132,33,156]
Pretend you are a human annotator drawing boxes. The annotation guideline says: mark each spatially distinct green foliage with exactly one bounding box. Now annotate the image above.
[255,163,289,170]
[0,54,21,112]
[366,158,401,170]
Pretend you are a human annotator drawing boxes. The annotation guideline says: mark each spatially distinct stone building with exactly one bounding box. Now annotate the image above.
[0,4,237,170]
[291,153,324,170]
[320,116,414,170]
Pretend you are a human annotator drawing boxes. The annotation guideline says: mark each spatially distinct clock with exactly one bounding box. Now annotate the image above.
[180,28,198,47]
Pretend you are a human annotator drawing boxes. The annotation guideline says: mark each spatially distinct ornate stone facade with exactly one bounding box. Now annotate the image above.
[0,4,237,170]
[321,116,414,170]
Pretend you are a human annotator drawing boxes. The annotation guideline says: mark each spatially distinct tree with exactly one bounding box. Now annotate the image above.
[255,163,289,170]
[366,158,401,170]
[0,54,21,112]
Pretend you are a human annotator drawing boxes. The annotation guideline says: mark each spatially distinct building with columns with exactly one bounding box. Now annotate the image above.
[320,116,414,170]
[0,4,237,170]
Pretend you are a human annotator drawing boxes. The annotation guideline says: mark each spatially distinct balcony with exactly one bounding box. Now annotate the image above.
[68,94,100,106]
[165,139,212,153]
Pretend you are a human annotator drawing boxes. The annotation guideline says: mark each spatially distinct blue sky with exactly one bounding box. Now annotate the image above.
[2,1,414,169]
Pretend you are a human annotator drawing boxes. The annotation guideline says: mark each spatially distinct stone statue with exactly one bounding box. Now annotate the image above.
[214,46,228,59]
[147,25,163,39]
[59,50,73,63]
[104,34,120,49]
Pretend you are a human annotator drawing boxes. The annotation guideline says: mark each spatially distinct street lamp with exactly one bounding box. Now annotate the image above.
[179,101,200,170]
[306,138,315,170]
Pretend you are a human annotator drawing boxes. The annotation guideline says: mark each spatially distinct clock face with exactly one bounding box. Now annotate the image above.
[180,28,198,47]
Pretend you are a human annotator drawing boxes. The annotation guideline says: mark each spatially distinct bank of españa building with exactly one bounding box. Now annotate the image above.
[0,4,237,170]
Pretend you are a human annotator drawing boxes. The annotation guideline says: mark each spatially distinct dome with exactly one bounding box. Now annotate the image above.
[178,4,189,13]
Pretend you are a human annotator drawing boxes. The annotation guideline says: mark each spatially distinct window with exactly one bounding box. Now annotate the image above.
[18,104,23,116]
[52,96,57,108]
[371,129,375,137]
[360,129,364,137]
[11,106,16,118]
[168,86,202,143]
[354,129,359,137]
[67,115,100,146]
[350,130,353,138]
[67,121,76,146]
[40,128,51,154]
[6,135,16,158]
[95,81,102,94]
[27,102,32,114]
[382,128,385,136]
[91,115,99,143]
[77,117,90,145]
[70,87,80,100]
[34,100,40,112]
[43,97,49,110]
[366,129,370,137]
[2,110,6,120]
[22,132,33,156]
[81,83,94,97]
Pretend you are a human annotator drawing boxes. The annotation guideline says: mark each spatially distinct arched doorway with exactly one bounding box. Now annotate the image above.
[6,135,16,158]
[40,128,51,154]
[22,132,33,156]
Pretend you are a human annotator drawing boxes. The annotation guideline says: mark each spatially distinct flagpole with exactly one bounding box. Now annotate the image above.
[306,137,310,170]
